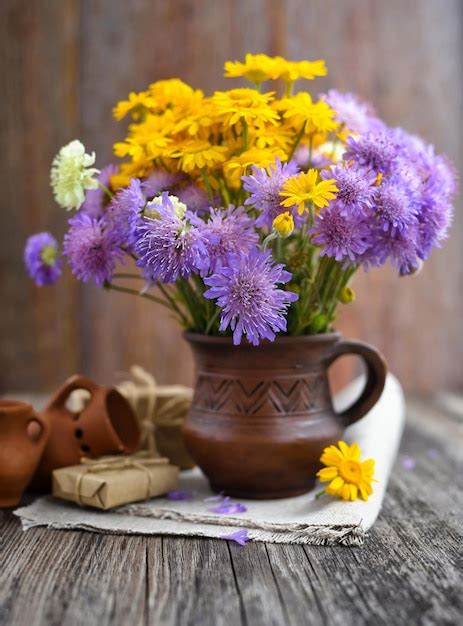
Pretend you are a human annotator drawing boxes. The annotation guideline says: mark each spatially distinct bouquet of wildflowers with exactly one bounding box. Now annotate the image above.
[25,54,457,345]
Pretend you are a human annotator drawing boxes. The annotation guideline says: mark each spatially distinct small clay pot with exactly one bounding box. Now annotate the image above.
[33,375,140,490]
[0,400,49,507]
[183,332,387,499]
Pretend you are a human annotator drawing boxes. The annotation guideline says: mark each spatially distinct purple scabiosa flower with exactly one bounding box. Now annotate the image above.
[323,90,385,135]
[199,205,258,272]
[242,158,300,229]
[134,192,210,284]
[203,248,298,346]
[311,203,372,266]
[175,182,215,215]
[209,497,247,514]
[167,490,193,501]
[344,131,398,174]
[80,164,118,219]
[143,169,185,199]
[106,178,147,246]
[321,164,376,215]
[367,226,421,275]
[374,174,419,235]
[63,214,122,286]
[24,232,62,286]
[220,529,249,545]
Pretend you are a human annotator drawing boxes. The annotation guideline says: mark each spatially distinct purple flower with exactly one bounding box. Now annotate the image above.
[209,497,247,514]
[367,226,421,275]
[80,164,117,219]
[311,203,372,266]
[134,192,210,283]
[220,529,249,546]
[199,205,258,272]
[204,248,298,346]
[176,183,216,215]
[167,490,193,501]
[106,178,147,246]
[401,456,416,471]
[63,214,122,286]
[143,169,185,199]
[344,132,398,174]
[321,164,376,215]
[323,90,385,135]
[242,158,300,229]
[374,174,419,235]
[24,232,62,286]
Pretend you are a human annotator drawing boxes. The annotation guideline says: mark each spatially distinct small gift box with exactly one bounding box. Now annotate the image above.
[70,366,195,469]
[52,453,179,510]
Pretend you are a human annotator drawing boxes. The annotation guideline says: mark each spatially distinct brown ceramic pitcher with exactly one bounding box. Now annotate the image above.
[0,400,49,507]
[33,375,140,489]
[183,332,387,499]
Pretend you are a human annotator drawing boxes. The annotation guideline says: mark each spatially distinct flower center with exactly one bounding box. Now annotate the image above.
[339,459,362,483]
[40,245,57,267]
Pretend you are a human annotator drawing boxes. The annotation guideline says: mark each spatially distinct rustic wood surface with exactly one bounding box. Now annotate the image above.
[1,0,462,394]
[0,394,461,626]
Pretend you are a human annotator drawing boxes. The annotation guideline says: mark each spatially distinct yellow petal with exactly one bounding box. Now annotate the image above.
[342,483,351,501]
[317,467,338,482]
[338,441,350,458]
[349,484,358,501]
[328,476,344,493]
[349,443,361,461]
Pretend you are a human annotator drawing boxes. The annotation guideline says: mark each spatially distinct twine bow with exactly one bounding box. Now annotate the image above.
[75,453,168,506]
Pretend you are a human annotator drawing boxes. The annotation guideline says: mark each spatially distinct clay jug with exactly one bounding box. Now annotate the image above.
[183,332,387,499]
[0,400,49,507]
[33,375,140,489]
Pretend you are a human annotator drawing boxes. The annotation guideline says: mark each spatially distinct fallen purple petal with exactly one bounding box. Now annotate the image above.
[220,529,249,545]
[209,496,247,514]
[203,492,225,503]
[167,490,193,501]
[401,456,416,471]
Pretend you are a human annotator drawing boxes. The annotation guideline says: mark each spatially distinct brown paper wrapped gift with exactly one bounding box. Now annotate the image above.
[52,454,179,510]
[70,366,195,469]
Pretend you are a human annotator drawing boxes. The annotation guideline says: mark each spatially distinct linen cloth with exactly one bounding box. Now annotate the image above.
[15,373,405,546]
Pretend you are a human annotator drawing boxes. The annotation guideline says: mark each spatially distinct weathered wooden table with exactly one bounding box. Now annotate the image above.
[1,395,461,626]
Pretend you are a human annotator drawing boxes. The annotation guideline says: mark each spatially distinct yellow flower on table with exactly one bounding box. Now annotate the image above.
[224,147,287,188]
[280,169,338,214]
[168,140,228,173]
[317,441,376,501]
[212,88,279,126]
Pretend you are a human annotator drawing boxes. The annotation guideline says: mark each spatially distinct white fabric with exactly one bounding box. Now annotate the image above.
[15,374,405,546]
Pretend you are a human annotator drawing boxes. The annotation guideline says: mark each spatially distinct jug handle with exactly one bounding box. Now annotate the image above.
[46,375,99,414]
[324,339,387,428]
[26,410,50,444]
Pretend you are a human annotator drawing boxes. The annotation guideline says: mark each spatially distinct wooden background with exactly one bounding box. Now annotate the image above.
[1,0,462,394]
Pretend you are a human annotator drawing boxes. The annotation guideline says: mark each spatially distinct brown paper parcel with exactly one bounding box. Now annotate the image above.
[52,455,179,510]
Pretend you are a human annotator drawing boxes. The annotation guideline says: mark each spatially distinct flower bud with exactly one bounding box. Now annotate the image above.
[338,286,356,304]
[272,211,294,238]
[311,313,329,333]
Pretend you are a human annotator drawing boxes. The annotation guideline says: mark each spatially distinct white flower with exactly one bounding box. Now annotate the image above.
[50,140,100,210]
[146,194,187,219]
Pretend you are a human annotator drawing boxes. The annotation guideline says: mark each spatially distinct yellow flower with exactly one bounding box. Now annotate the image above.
[272,57,327,83]
[317,441,376,501]
[284,93,338,134]
[280,169,338,214]
[212,88,279,126]
[224,53,280,85]
[272,212,294,238]
[168,140,228,173]
[112,91,155,121]
[252,122,293,151]
[224,147,286,188]
[148,79,201,112]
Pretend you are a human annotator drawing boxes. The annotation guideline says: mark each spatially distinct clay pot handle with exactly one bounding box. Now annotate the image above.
[27,410,50,444]
[325,339,387,428]
[46,374,99,413]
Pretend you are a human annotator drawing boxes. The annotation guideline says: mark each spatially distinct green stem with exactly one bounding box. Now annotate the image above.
[105,282,179,316]
[156,282,190,326]
[98,181,113,199]
[201,168,214,202]
[205,307,221,334]
[241,118,249,151]
[262,232,278,251]
[288,124,305,161]
[113,273,143,280]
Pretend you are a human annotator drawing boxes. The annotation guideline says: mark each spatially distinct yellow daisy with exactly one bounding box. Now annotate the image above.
[280,169,338,214]
[284,93,338,134]
[273,58,327,83]
[212,88,279,126]
[224,147,286,188]
[147,78,202,112]
[112,91,155,121]
[316,441,376,502]
[168,140,228,173]
[224,53,279,85]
